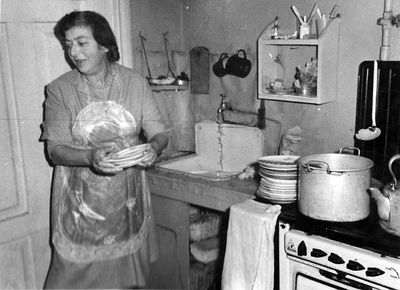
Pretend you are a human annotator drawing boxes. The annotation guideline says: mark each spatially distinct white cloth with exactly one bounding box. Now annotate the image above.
[221,199,281,290]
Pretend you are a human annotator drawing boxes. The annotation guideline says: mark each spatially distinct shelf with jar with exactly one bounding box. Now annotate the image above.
[257,17,340,104]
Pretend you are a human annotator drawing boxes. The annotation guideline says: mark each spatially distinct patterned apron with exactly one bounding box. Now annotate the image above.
[51,101,151,263]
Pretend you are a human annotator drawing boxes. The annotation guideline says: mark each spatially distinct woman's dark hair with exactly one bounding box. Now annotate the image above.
[54,11,120,62]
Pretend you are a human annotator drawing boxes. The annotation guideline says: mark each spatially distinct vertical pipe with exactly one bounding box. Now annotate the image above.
[385,0,393,12]
[381,26,391,61]
[380,0,393,60]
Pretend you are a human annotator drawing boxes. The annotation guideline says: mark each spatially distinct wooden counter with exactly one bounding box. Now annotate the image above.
[147,168,258,211]
[147,168,258,289]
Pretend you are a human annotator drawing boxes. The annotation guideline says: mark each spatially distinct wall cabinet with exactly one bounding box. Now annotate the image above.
[257,18,340,104]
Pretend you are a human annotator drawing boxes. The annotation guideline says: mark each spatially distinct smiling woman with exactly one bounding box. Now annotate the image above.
[40,10,169,289]
[55,11,120,87]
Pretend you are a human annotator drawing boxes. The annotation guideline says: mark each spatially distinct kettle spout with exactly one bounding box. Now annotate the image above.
[369,187,390,221]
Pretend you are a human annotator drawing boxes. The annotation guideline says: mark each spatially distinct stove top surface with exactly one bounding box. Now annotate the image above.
[277,202,400,259]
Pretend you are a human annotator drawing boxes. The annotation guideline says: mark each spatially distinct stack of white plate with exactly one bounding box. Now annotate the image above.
[104,143,151,168]
[256,155,300,204]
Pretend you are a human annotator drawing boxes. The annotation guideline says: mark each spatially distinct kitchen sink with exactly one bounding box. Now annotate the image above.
[156,154,238,180]
[156,121,264,181]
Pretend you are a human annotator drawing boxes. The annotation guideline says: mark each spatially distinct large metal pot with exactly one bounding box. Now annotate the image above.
[297,147,374,222]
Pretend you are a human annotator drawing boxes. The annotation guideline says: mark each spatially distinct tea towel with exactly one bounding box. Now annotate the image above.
[221,199,281,290]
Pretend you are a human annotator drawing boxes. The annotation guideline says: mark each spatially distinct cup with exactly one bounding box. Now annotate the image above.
[316,16,328,38]
[225,49,252,78]
[212,53,229,77]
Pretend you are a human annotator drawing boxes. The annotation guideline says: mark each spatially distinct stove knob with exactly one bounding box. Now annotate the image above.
[346,260,365,271]
[311,248,327,258]
[366,267,385,277]
[297,241,307,256]
[328,253,345,264]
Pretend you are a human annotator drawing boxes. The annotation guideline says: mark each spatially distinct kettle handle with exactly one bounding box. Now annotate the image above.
[388,154,400,189]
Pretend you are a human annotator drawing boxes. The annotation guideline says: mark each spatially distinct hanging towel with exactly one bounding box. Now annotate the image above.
[221,199,281,290]
[190,46,210,94]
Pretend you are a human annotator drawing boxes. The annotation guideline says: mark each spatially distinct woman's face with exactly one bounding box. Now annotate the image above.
[64,26,109,76]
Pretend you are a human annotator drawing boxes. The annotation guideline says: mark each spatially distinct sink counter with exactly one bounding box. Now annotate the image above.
[147,166,259,289]
[147,167,258,212]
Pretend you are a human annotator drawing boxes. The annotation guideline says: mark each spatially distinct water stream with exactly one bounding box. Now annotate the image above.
[216,123,224,176]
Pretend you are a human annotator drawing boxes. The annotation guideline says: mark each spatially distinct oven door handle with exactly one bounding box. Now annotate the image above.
[319,269,373,290]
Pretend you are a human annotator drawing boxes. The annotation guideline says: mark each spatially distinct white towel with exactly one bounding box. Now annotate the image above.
[221,199,281,290]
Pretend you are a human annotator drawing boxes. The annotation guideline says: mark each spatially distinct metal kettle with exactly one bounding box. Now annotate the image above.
[369,154,400,236]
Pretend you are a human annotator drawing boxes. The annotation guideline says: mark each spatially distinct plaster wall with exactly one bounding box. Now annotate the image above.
[182,0,400,156]
[130,1,197,154]
[130,0,183,52]
[131,0,400,156]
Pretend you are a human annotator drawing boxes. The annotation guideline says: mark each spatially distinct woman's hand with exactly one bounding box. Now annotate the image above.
[47,142,123,175]
[137,144,157,168]
[91,146,123,175]
[136,132,168,168]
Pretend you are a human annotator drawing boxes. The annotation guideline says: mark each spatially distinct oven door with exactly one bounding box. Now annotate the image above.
[297,273,346,290]
[290,258,390,290]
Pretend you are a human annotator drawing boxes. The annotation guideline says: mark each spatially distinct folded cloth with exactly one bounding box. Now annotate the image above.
[221,199,281,290]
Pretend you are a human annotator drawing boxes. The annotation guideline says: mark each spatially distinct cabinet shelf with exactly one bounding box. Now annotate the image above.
[263,92,319,104]
[257,18,340,104]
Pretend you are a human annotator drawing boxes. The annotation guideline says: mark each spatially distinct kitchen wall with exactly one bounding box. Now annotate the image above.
[131,0,400,156]
[131,0,197,154]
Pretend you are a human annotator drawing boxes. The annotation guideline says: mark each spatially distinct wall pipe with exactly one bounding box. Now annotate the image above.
[378,0,394,60]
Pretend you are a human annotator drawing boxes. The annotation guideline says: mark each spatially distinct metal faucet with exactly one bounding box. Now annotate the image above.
[216,94,269,129]
[217,94,233,124]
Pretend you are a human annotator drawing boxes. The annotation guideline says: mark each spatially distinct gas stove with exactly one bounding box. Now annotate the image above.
[278,204,400,290]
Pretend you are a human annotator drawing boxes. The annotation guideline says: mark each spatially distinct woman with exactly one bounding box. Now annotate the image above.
[41,11,169,289]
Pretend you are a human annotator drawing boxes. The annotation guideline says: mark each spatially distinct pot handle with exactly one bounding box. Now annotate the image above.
[237,49,247,59]
[218,53,229,62]
[388,154,400,189]
[339,146,360,156]
[304,160,331,174]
